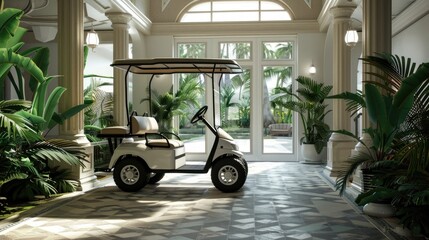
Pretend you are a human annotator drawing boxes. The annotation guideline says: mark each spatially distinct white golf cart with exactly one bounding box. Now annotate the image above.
[98,58,248,193]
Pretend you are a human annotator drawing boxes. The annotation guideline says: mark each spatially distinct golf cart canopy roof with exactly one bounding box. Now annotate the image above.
[111,58,243,75]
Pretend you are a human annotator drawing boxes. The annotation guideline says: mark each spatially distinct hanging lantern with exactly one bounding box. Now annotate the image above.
[86,28,99,51]
[345,29,358,47]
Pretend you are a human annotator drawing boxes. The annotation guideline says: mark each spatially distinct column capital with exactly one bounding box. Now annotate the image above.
[330,6,355,19]
[106,12,132,25]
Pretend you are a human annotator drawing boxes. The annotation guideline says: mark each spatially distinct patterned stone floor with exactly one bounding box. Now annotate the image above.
[0,162,389,240]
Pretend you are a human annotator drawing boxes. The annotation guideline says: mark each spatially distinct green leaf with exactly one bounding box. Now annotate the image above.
[327,91,365,116]
[0,42,23,81]
[0,8,23,47]
[16,109,46,127]
[84,45,89,69]
[41,86,66,131]
[48,101,93,129]
[392,63,429,122]
[0,100,41,142]
[355,187,396,205]
[0,48,45,84]
[29,47,50,92]
[365,84,390,133]
[31,80,48,116]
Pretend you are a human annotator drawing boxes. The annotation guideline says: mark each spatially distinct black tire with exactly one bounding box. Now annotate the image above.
[239,158,248,176]
[113,157,150,192]
[211,157,247,193]
[148,172,165,184]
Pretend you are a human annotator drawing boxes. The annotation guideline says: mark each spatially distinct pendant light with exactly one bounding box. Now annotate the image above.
[86,22,99,51]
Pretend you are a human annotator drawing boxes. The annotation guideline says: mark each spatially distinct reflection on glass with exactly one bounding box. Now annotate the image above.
[219,69,251,153]
[220,42,251,59]
[177,73,206,153]
[178,43,206,58]
[177,43,207,153]
[263,65,293,153]
[263,42,293,60]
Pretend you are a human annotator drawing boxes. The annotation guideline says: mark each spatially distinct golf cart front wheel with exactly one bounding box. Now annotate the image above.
[113,157,150,192]
[211,158,246,193]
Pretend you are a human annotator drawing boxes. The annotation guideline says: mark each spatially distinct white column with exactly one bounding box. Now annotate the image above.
[325,5,357,177]
[106,12,132,126]
[57,0,95,190]
[352,0,392,192]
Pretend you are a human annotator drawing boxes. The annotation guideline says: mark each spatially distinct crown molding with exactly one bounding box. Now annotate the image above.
[317,0,336,32]
[110,0,152,35]
[151,21,320,36]
[392,0,429,36]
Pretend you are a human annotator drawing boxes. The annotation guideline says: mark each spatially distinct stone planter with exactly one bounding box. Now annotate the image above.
[301,143,324,163]
[363,202,395,218]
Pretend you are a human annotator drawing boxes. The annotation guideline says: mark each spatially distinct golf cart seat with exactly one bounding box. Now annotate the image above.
[131,116,184,148]
[98,115,183,154]
[98,126,130,136]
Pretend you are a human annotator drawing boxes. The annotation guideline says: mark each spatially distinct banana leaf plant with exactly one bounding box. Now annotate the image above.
[0,8,92,136]
[0,8,90,201]
[271,76,332,154]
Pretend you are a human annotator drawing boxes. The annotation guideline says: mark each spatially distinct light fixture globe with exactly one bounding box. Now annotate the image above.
[309,64,316,74]
[86,29,99,50]
[345,29,358,47]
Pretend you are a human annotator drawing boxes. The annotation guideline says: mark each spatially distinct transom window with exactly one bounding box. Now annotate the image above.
[180,1,292,23]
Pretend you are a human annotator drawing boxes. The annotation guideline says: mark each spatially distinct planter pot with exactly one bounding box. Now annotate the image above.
[301,144,324,163]
[363,202,395,218]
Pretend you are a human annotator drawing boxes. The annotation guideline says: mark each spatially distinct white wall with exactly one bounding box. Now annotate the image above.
[393,13,429,65]
[298,33,326,82]
[84,44,114,91]
[132,35,175,115]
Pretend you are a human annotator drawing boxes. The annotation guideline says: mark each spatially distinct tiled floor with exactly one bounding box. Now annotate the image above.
[0,162,391,239]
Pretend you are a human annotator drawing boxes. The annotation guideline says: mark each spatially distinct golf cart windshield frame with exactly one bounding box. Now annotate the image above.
[111,58,243,125]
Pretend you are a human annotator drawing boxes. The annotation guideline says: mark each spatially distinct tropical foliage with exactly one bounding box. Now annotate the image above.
[0,8,88,202]
[141,73,204,132]
[82,45,114,142]
[83,79,114,141]
[271,76,332,153]
[333,53,429,237]
[220,70,251,128]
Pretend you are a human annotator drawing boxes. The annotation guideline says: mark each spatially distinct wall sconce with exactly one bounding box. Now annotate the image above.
[86,23,99,51]
[309,64,316,74]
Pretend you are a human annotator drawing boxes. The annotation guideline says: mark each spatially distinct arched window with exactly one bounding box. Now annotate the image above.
[180,1,292,23]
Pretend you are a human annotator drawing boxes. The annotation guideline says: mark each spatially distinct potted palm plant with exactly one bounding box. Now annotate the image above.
[272,76,332,163]
[141,73,204,133]
[333,53,429,238]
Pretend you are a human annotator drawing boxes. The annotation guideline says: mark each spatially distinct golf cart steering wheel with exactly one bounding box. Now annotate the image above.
[191,105,208,124]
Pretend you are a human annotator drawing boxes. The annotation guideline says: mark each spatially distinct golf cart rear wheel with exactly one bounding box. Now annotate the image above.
[211,158,246,193]
[113,157,150,192]
[148,172,165,184]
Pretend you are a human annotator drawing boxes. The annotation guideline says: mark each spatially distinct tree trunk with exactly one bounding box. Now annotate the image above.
[263,81,275,127]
